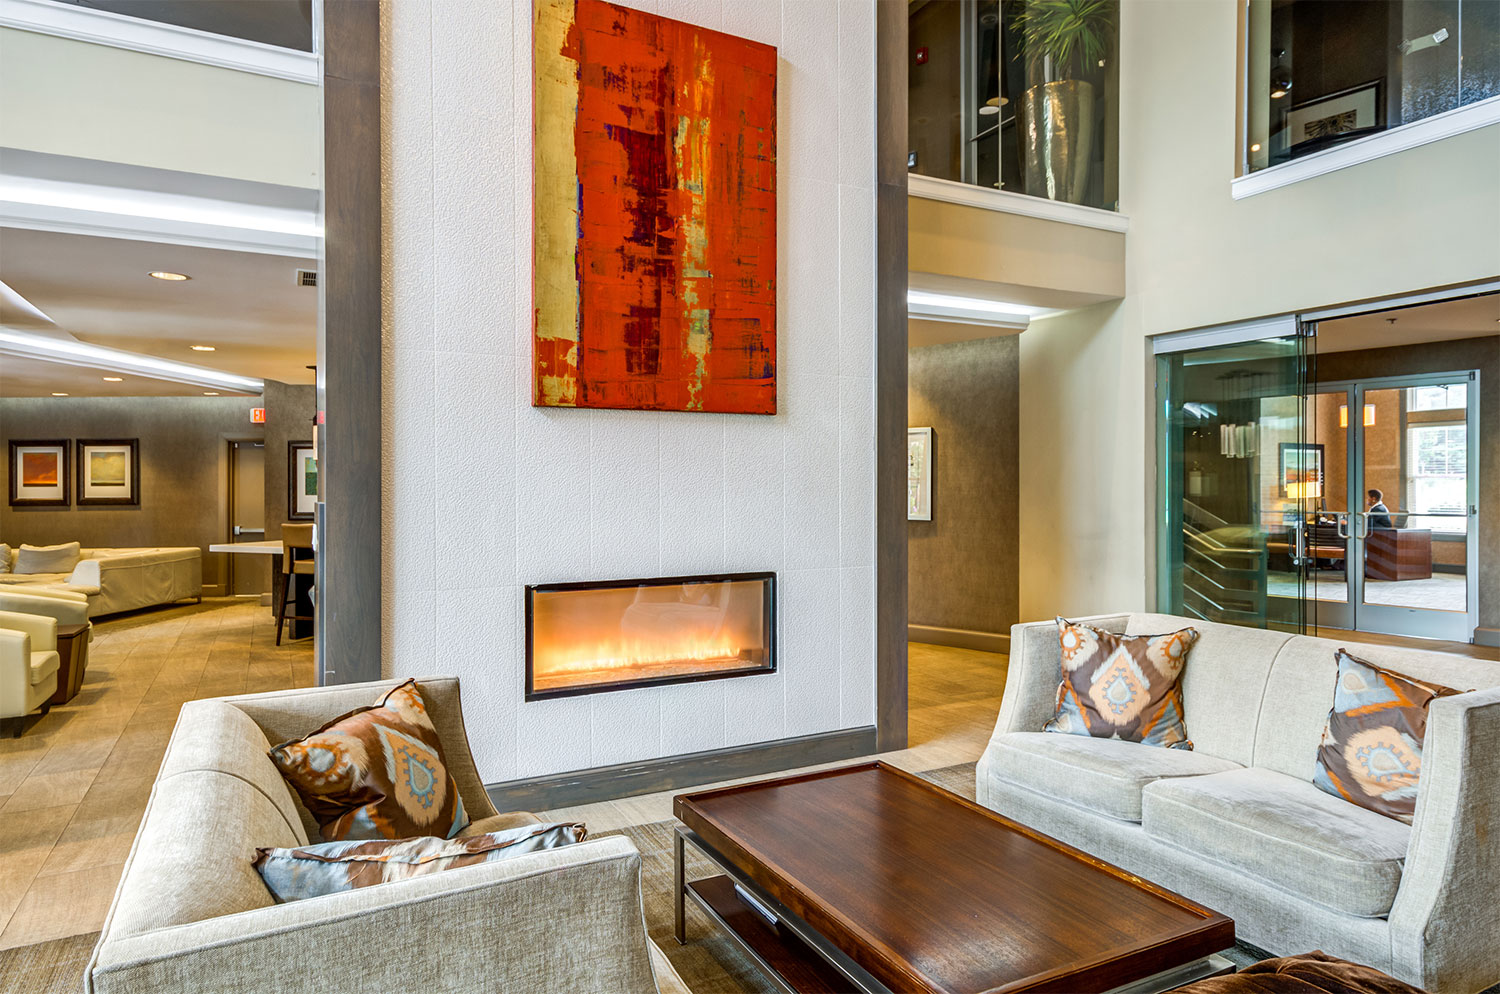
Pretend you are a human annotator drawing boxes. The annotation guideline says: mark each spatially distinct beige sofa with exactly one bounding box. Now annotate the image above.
[977,613,1500,993]
[88,677,688,994]
[1,546,201,617]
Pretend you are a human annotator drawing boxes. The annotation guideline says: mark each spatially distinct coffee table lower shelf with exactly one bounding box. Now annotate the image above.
[685,875,851,994]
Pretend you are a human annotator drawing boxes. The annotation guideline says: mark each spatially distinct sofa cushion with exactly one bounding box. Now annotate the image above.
[109,770,301,938]
[14,542,81,575]
[1143,767,1410,918]
[1044,619,1199,749]
[459,810,545,836]
[253,822,586,903]
[269,679,469,842]
[987,732,1243,822]
[1313,650,1460,825]
[0,543,9,573]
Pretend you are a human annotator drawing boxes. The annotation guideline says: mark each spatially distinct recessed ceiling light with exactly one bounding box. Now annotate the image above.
[190,345,216,351]
[1250,143,1262,152]
[102,376,124,382]
[149,271,190,281]
[1270,88,1288,99]
[203,391,220,396]
[52,392,68,396]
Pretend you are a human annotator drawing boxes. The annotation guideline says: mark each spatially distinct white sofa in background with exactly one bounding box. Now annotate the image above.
[88,677,689,994]
[0,609,59,737]
[977,613,1500,993]
[1,547,201,618]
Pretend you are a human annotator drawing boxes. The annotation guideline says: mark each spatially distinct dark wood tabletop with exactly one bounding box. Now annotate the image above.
[674,761,1233,994]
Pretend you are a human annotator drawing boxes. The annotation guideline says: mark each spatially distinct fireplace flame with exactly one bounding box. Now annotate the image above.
[536,636,747,675]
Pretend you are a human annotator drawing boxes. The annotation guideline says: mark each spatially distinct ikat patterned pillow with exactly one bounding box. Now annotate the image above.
[253,822,586,903]
[269,679,470,841]
[1042,619,1199,750]
[1313,650,1460,824]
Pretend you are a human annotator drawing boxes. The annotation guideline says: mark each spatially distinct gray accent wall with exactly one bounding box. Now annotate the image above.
[0,395,265,594]
[261,380,317,542]
[907,334,1020,637]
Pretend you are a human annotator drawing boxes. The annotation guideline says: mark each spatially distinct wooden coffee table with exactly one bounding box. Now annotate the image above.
[673,762,1234,994]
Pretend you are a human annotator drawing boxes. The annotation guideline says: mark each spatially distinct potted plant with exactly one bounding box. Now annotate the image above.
[1009,0,1115,204]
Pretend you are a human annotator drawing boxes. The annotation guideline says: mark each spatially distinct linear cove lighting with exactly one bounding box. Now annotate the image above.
[102,376,123,382]
[906,290,1055,318]
[0,177,322,239]
[0,328,262,393]
[190,345,216,351]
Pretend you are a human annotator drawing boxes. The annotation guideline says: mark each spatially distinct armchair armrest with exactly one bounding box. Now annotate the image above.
[0,629,34,712]
[1388,686,1500,993]
[0,611,57,651]
[88,837,662,994]
[991,613,1130,738]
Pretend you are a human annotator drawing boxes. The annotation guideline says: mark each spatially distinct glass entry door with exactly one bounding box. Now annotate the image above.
[1157,332,1310,631]
[1308,374,1479,641]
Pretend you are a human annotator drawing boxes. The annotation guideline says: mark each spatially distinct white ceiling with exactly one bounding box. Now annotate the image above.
[1317,293,1500,353]
[0,227,316,395]
[0,353,259,397]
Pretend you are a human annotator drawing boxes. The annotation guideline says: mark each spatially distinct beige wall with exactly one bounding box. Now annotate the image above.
[1016,0,1500,628]
[0,29,320,188]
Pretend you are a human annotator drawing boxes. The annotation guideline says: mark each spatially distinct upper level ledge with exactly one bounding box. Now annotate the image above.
[1232,95,1500,200]
[0,0,318,84]
[907,174,1130,234]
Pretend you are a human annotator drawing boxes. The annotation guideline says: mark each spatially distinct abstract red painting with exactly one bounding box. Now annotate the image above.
[533,0,778,414]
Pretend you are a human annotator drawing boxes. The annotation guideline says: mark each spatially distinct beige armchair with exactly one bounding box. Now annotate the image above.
[0,609,60,737]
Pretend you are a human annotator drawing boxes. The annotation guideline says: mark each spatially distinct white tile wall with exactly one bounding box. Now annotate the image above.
[383,0,878,784]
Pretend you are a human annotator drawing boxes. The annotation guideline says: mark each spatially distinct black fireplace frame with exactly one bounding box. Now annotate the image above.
[524,571,777,701]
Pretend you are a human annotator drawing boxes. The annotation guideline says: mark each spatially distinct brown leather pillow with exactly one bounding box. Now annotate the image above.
[270,679,470,841]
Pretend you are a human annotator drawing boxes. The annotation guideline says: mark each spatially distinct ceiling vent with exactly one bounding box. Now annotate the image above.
[295,269,318,287]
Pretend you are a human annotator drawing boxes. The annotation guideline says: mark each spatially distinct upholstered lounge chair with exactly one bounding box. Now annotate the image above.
[0,609,59,737]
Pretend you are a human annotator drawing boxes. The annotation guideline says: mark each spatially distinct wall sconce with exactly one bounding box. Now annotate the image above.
[1286,481,1323,500]
[1339,404,1376,428]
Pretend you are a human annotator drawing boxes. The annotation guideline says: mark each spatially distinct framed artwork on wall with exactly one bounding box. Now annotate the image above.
[1278,442,1324,500]
[9,439,70,507]
[908,427,933,521]
[288,441,317,520]
[1286,81,1383,157]
[76,438,140,506]
[532,0,778,414]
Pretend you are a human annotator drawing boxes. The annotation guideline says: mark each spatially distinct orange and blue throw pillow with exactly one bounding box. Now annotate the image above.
[1313,650,1459,824]
[1043,619,1198,750]
[269,679,469,841]
[253,822,586,902]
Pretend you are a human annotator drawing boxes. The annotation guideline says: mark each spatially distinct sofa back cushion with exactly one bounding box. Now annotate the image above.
[158,700,309,844]
[107,770,301,939]
[1254,635,1500,781]
[1126,614,1293,766]
[14,542,81,575]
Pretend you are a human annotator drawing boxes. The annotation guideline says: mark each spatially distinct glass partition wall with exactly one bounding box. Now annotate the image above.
[1244,0,1500,174]
[908,0,1120,210]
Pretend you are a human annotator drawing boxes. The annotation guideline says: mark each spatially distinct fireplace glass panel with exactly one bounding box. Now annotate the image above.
[526,573,775,699]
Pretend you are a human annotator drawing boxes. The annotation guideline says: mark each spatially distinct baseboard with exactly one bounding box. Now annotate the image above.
[1476,627,1500,648]
[908,624,1010,654]
[485,726,878,811]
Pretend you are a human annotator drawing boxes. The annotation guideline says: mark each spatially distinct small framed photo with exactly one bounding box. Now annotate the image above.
[9,440,70,506]
[908,427,933,521]
[1286,81,1383,156]
[288,441,317,520]
[1279,442,1324,499]
[76,438,140,506]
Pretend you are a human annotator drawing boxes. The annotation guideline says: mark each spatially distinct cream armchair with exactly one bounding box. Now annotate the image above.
[0,610,60,737]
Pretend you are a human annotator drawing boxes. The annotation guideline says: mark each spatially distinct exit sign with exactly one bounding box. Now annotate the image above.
[250,408,266,424]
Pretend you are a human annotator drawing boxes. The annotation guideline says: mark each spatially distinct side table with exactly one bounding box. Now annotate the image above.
[52,623,91,705]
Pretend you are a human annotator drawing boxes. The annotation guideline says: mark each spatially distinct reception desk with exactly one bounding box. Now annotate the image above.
[1365,529,1433,582]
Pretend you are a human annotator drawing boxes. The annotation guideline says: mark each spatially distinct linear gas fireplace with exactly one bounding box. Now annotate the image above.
[524,572,776,700]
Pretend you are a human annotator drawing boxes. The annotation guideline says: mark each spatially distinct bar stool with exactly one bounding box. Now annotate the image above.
[276,523,316,645]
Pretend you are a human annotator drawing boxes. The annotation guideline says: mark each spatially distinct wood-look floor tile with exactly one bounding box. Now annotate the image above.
[0,862,125,949]
[1,770,98,814]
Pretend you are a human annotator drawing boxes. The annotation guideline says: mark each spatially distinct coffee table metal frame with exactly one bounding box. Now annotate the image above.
[673,823,1235,994]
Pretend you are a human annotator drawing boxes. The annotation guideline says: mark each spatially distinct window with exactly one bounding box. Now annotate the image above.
[1407,383,1467,411]
[1406,424,1467,534]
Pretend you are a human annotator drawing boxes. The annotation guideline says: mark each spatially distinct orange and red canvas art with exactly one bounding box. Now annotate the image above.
[533,0,777,414]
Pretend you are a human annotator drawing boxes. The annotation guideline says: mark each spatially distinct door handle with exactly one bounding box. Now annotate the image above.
[1292,520,1306,565]
[1353,512,1371,540]
[1335,512,1350,539]
[232,526,266,537]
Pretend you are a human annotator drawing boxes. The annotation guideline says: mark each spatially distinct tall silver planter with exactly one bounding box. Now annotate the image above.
[1020,79,1095,204]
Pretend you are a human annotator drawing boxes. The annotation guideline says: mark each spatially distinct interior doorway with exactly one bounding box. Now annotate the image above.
[1157,286,1497,645]
[227,439,269,597]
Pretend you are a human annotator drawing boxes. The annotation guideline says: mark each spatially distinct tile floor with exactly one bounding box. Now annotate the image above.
[0,598,315,949]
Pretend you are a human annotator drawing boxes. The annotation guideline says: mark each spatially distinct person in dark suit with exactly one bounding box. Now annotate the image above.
[1367,489,1393,530]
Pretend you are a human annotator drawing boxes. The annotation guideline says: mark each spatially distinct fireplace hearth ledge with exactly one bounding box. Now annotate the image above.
[486,726,879,811]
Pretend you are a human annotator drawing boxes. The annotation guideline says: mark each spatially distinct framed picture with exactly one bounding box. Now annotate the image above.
[908,427,933,521]
[76,438,140,506]
[9,439,70,506]
[1278,442,1324,500]
[288,441,317,520]
[1286,81,1383,156]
